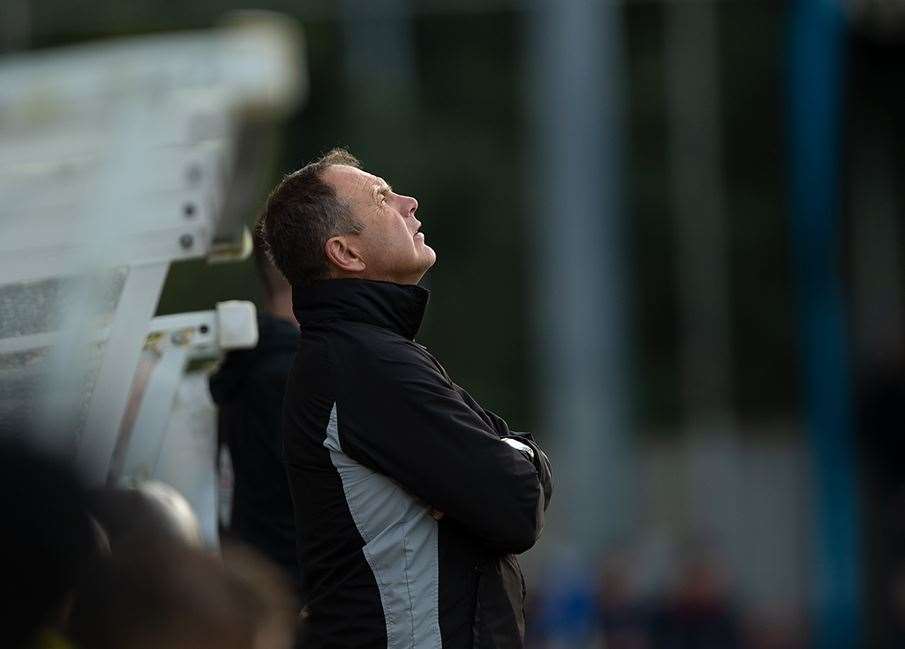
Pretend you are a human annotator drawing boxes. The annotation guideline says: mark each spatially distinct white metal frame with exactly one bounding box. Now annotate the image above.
[118,306,257,483]
[0,14,304,484]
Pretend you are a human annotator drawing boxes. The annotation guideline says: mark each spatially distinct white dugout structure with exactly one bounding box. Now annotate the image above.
[0,13,305,543]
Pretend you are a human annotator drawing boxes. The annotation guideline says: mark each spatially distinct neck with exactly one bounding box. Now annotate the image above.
[331,269,426,286]
[266,290,298,326]
[291,278,430,341]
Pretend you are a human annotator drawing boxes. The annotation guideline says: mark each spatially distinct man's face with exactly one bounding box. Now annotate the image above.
[323,164,436,285]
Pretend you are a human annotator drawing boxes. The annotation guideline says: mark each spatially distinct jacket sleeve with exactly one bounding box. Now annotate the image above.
[333,337,549,554]
[452,389,553,512]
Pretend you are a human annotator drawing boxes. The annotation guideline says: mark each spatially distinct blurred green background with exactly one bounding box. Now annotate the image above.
[11,1,905,646]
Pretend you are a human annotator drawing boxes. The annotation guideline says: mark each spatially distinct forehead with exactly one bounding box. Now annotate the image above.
[322,164,387,202]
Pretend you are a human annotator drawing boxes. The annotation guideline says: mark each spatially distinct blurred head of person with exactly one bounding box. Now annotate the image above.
[67,537,297,649]
[0,438,99,646]
[89,480,203,551]
[259,148,435,288]
[252,222,296,325]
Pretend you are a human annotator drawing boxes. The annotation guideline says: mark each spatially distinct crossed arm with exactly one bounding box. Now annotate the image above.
[333,338,553,554]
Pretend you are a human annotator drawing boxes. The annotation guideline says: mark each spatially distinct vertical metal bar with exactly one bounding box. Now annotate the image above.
[342,0,416,88]
[788,0,860,645]
[120,344,190,483]
[341,0,417,140]
[75,262,170,484]
[0,0,30,53]
[664,0,745,584]
[849,124,905,363]
[664,1,733,418]
[529,0,633,557]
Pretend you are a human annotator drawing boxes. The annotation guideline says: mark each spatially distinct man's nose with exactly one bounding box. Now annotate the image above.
[401,194,418,216]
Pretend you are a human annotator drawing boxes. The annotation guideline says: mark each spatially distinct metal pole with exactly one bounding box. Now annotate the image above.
[788,0,860,645]
[664,0,732,420]
[0,0,30,53]
[664,0,745,584]
[530,0,634,558]
[341,0,417,145]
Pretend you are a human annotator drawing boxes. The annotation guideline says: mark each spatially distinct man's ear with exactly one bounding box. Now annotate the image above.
[325,235,366,274]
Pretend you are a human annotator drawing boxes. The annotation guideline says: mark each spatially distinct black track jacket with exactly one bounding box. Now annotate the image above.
[209,313,301,592]
[284,279,553,649]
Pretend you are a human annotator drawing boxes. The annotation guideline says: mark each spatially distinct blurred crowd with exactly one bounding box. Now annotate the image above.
[524,548,801,649]
[3,437,298,649]
[10,423,905,649]
[3,427,773,649]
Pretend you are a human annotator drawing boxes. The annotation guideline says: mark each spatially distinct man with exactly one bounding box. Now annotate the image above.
[260,148,553,649]
[209,231,301,593]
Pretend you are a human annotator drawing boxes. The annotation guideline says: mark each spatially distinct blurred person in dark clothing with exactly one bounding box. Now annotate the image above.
[598,555,651,649]
[210,227,301,593]
[650,553,741,649]
[0,438,98,648]
[67,537,297,649]
[89,480,204,550]
[260,148,553,649]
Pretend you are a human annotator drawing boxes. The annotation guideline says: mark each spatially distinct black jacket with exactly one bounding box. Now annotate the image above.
[284,279,553,649]
[209,312,301,591]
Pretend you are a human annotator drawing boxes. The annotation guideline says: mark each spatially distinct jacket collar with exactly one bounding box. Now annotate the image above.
[292,279,429,341]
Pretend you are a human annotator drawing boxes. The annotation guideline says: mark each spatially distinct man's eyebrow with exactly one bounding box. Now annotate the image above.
[373,182,393,197]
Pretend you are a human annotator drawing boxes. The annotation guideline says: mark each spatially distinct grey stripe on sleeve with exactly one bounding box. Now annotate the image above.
[323,404,442,649]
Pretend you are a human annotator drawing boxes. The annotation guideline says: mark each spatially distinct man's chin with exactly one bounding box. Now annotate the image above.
[411,251,436,285]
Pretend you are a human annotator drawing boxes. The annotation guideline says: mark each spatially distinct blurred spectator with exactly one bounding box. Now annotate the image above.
[73,477,297,649]
[533,550,601,648]
[650,552,741,649]
[67,537,297,649]
[597,554,651,649]
[209,225,301,593]
[89,480,204,550]
[0,438,98,648]
[222,543,301,649]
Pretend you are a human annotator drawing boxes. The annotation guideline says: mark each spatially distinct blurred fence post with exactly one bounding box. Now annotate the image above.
[529,0,634,565]
[788,0,861,646]
[0,0,29,53]
[664,1,733,419]
[664,0,749,597]
[341,0,415,90]
[341,0,416,152]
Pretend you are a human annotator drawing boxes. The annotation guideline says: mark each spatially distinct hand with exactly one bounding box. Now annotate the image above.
[501,437,535,461]
[429,507,445,521]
